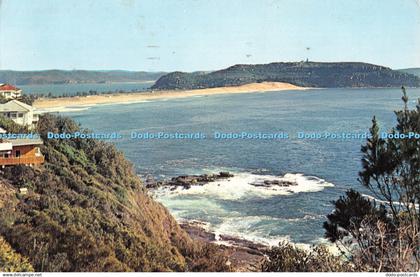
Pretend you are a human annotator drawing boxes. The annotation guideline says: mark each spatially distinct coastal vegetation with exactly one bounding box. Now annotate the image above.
[326,87,419,271]
[0,94,37,106]
[262,242,351,272]
[399,68,420,78]
[264,87,419,272]
[152,62,420,90]
[0,236,34,272]
[0,114,231,272]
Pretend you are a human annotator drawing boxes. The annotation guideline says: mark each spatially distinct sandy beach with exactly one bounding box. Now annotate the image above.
[33,82,307,110]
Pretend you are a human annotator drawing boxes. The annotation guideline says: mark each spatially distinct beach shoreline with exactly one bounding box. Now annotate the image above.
[33,82,307,110]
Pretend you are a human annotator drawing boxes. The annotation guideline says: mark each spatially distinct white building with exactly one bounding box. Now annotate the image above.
[0,84,22,99]
[0,127,13,161]
[0,100,39,128]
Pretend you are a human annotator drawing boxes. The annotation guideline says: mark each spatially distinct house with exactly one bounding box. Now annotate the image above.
[0,84,22,99]
[0,137,44,167]
[0,100,39,128]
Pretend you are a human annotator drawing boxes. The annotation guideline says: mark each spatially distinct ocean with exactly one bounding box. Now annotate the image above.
[61,87,420,246]
[20,82,152,97]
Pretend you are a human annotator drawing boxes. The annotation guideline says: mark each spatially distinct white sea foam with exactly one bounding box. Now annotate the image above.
[157,172,334,200]
[97,99,152,106]
[154,172,336,250]
[37,106,93,113]
[187,215,314,251]
[38,100,153,114]
[212,215,291,246]
[178,215,337,253]
[362,194,419,210]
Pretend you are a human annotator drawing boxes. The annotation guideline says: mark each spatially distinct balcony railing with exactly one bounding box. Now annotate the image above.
[0,155,44,166]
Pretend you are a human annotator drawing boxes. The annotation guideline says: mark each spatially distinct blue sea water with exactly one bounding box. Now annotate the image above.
[61,87,420,246]
[20,82,152,96]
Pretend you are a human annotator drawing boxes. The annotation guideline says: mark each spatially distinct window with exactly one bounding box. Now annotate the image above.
[15,150,21,157]
[4,153,9,158]
[18,113,24,118]
[10,113,17,119]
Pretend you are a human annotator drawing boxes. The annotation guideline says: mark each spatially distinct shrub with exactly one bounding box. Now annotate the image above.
[262,242,351,272]
[0,236,34,272]
[324,88,420,271]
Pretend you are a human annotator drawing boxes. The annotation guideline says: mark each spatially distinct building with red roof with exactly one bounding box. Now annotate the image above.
[0,83,22,99]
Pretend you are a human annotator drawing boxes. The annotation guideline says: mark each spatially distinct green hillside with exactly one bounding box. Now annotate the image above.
[0,115,228,272]
[152,62,420,90]
[398,68,420,77]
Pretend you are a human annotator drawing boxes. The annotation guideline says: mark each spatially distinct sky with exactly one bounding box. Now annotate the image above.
[0,0,419,71]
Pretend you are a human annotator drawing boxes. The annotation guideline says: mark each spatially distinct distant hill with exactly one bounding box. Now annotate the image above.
[398,68,420,78]
[152,62,420,90]
[0,70,166,85]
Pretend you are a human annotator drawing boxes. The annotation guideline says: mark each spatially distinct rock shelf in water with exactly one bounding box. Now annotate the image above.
[145,171,234,189]
[145,172,301,190]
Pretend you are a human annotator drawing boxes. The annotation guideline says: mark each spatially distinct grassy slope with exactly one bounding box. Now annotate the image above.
[0,114,202,272]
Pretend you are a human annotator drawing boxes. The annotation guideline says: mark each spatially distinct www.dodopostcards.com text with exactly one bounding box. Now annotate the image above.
[2,131,420,141]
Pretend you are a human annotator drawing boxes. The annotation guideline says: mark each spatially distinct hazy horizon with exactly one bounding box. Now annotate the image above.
[1,0,419,71]
[0,60,418,73]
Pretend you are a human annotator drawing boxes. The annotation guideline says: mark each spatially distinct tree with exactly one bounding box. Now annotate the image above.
[359,87,419,227]
[19,94,38,106]
[323,189,388,244]
[0,95,8,104]
[324,87,420,271]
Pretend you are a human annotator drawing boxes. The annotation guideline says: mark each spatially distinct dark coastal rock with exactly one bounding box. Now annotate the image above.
[218,234,267,253]
[179,221,216,242]
[250,179,298,188]
[219,171,234,178]
[180,221,268,272]
[144,175,159,188]
[145,172,234,190]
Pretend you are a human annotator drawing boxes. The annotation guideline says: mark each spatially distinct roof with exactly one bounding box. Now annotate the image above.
[0,84,20,91]
[0,100,34,113]
[9,138,43,146]
[0,142,12,151]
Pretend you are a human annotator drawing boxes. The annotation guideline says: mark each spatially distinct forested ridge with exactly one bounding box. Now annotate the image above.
[152,62,420,90]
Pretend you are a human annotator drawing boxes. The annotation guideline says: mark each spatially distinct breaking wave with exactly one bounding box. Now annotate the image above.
[155,172,334,200]
[153,171,335,247]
